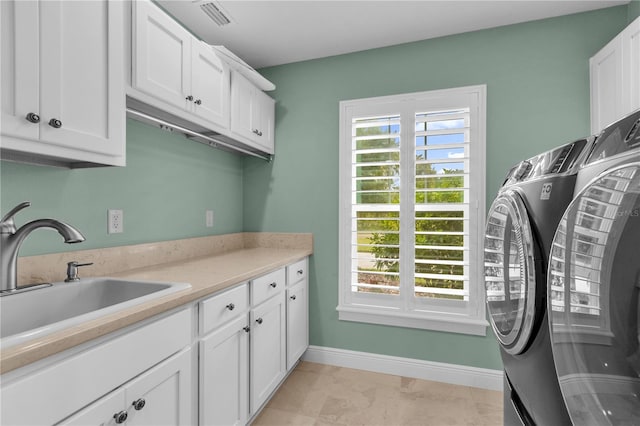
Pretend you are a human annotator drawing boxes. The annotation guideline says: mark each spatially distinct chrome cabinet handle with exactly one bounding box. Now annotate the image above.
[256,317,263,324]
[226,303,235,311]
[132,398,146,411]
[25,112,40,123]
[243,326,250,332]
[48,118,62,128]
[113,411,128,424]
[290,295,297,300]
[269,282,277,288]
[194,99,202,105]
[186,95,194,101]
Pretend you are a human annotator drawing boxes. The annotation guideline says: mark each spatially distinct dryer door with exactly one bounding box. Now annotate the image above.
[484,189,538,355]
[549,163,640,425]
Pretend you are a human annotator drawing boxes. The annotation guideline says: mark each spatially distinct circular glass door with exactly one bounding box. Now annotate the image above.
[484,189,537,355]
[549,163,640,425]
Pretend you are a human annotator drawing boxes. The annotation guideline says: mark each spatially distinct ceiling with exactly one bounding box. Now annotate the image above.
[158,0,629,69]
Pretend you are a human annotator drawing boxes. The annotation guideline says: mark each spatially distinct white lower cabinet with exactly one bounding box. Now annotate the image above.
[286,280,309,371]
[199,315,249,426]
[250,291,287,414]
[1,308,192,426]
[286,258,309,371]
[61,348,192,426]
[1,257,309,426]
[198,258,308,424]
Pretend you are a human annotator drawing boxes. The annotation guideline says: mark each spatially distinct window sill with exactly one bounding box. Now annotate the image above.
[336,304,489,336]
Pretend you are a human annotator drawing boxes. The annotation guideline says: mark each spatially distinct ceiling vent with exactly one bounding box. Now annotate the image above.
[199,2,232,26]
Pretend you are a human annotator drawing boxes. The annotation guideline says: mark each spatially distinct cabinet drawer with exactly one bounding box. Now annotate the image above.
[287,258,307,286]
[200,282,248,335]
[251,268,285,306]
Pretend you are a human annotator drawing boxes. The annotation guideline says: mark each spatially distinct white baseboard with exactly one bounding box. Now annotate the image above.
[302,345,503,392]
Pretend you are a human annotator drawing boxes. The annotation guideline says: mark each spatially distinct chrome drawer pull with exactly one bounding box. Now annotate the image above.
[48,118,62,128]
[25,112,40,123]
[113,411,128,424]
[132,398,146,411]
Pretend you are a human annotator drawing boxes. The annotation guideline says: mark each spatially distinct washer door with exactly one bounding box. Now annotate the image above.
[548,164,640,425]
[484,189,538,355]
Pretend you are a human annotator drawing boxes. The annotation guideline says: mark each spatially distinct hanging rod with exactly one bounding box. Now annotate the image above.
[126,107,272,162]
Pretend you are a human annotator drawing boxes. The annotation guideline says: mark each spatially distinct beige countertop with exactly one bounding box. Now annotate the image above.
[1,234,312,375]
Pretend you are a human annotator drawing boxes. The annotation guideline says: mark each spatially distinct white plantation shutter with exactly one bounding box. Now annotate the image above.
[351,115,401,296]
[339,86,487,335]
[413,109,470,301]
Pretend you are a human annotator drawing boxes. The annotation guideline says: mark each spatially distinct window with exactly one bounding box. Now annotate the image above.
[338,85,487,335]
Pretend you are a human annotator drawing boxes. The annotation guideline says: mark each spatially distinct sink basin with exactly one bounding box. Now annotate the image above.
[0,278,190,349]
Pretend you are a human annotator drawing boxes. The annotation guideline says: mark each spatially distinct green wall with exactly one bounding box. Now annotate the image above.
[244,6,629,370]
[0,119,244,256]
[0,5,630,371]
[630,0,640,21]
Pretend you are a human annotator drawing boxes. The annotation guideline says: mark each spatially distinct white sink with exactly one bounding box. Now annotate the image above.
[0,278,190,349]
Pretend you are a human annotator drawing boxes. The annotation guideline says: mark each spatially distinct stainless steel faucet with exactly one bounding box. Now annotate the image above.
[1,202,85,293]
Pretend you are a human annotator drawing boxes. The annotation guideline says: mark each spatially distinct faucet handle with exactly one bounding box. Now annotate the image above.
[65,261,94,282]
[0,201,31,234]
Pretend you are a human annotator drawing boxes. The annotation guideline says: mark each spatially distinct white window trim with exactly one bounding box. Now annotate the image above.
[337,85,488,336]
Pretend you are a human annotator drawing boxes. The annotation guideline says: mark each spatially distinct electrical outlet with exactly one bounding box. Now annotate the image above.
[108,209,123,234]
[206,210,214,228]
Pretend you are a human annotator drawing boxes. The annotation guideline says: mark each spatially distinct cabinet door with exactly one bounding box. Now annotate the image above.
[38,0,125,157]
[622,18,640,115]
[191,40,230,129]
[286,280,309,371]
[1,0,39,141]
[133,0,191,110]
[58,388,126,426]
[200,315,249,426]
[124,348,193,426]
[590,36,623,134]
[250,292,286,414]
[253,90,276,154]
[230,71,254,142]
[230,70,276,153]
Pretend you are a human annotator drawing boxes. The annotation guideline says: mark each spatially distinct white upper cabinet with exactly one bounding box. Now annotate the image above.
[1,1,39,142]
[132,0,192,110]
[132,0,230,130]
[129,0,275,157]
[1,0,125,166]
[591,17,640,134]
[624,17,640,119]
[230,70,276,154]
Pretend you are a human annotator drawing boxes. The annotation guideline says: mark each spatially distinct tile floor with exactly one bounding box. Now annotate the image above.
[252,361,503,426]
